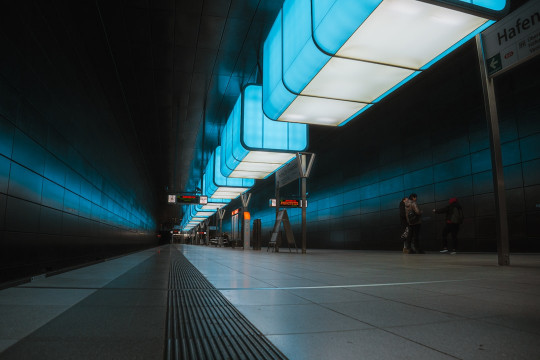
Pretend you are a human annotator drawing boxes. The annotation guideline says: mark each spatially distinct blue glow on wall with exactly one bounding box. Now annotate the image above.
[0,121,155,233]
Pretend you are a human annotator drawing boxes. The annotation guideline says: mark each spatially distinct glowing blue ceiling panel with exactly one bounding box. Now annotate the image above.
[263,0,508,127]
[221,84,308,179]
[205,147,254,199]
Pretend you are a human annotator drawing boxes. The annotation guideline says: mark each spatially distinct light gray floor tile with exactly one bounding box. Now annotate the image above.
[287,287,377,304]
[256,278,327,288]
[207,278,275,289]
[350,283,445,301]
[390,319,540,360]
[0,340,17,354]
[323,298,460,328]
[0,338,163,360]
[0,305,69,338]
[478,311,540,336]
[220,289,309,306]
[235,303,373,335]
[460,289,540,308]
[0,288,95,306]
[267,328,456,360]
[403,293,521,319]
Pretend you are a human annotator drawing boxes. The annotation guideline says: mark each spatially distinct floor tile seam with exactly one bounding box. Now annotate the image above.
[12,252,162,291]
[294,295,466,355]
[376,326,464,359]
[180,248,352,278]
[276,286,382,305]
[315,292,469,323]
[17,285,169,291]
[460,284,540,297]
[0,304,85,310]
[455,292,540,308]
[259,327,381,337]
[71,304,168,309]
[9,335,166,342]
[195,257,316,286]
[65,251,159,277]
[209,278,480,291]
[469,316,540,337]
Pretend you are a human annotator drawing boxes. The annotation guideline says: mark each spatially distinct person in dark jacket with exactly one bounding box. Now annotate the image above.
[405,193,424,254]
[433,197,463,254]
[399,197,409,253]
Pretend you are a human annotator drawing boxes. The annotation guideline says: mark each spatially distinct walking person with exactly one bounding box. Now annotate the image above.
[433,197,463,254]
[399,197,410,253]
[405,193,424,254]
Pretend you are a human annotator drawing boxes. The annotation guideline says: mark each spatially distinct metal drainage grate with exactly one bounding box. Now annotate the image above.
[165,251,287,360]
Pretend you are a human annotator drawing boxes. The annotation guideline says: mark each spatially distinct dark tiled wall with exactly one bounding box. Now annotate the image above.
[227,43,540,253]
[0,23,157,283]
[0,86,156,283]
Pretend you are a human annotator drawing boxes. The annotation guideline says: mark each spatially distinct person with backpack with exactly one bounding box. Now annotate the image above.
[405,193,424,254]
[433,197,464,254]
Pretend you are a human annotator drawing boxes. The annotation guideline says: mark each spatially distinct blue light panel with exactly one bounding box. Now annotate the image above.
[221,85,308,178]
[205,147,254,199]
[263,10,297,121]
[263,0,508,127]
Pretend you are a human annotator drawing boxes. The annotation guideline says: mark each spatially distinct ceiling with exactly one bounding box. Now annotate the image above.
[58,0,284,222]
[6,0,528,226]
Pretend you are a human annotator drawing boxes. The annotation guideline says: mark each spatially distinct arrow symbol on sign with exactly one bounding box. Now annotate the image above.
[489,57,499,70]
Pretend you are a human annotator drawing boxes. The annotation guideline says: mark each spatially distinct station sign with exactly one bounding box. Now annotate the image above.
[482,0,540,77]
[276,152,315,188]
[269,198,307,208]
[231,208,241,216]
[177,195,199,204]
[169,194,208,205]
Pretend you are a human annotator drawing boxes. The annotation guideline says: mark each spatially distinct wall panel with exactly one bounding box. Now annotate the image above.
[0,22,158,283]
[241,45,540,253]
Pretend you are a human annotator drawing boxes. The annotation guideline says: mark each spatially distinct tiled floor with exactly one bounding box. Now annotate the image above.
[179,245,540,360]
[0,247,168,359]
[1,244,540,359]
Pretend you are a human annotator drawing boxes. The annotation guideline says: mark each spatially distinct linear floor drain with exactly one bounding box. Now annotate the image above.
[165,250,287,360]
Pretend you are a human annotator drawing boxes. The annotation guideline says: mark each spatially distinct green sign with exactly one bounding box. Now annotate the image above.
[486,53,502,76]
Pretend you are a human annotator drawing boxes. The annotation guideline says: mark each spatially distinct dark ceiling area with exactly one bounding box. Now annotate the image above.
[9,0,283,223]
[85,0,283,217]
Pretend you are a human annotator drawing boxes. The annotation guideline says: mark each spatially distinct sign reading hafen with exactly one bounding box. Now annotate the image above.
[482,1,540,77]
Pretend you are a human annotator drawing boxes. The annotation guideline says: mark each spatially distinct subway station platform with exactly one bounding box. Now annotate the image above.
[1,245,540,359]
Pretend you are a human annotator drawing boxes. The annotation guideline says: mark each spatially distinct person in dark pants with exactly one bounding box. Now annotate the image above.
[399,197,409,253]
[405,193,424,254]
[433,197,463,254]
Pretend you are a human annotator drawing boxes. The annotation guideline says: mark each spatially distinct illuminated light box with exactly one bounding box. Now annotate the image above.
[196,197,230,211]
[188,206,215,220]
[221,84,308,178]
[263,0,508,126]
[204,147,254,199]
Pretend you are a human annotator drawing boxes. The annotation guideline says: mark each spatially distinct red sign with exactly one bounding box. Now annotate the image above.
[280,199,300,207]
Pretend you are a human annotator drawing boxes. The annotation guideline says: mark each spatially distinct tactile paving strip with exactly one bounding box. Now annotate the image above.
[165,251,287,360]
